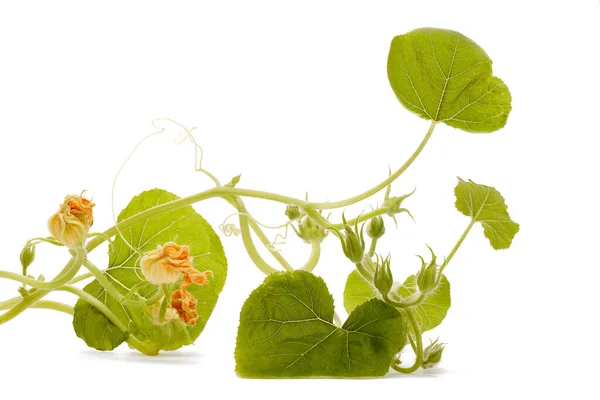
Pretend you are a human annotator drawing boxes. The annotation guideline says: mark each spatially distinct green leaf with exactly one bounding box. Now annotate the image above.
[73,189,227,352]
[390,274,451,333]
[73,279,129,351]
[343,269,379,314]
[454,178,520,250]
[387,28,511,133]
[344,270,450,333]
[235,270,405,378]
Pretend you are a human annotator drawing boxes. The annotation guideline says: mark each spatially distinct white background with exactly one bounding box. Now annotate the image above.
[1,1,599,399]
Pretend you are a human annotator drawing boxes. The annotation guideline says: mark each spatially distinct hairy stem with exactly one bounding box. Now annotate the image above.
[229,197,279,275]
[305,121,437,210]
[368,237,379,258]
[83,259,123,301]
[226,196,294,272]
[438,219,476,279]
[85,121,432,256]
[0,249,85,325]
[0,299,73,314]
[391,308,423,374]
[0,249,85,290]
[300,242,321,272]
[32,301,74,315]
[386,293,426,309]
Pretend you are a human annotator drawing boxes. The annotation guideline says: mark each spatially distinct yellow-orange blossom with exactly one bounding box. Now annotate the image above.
[48,194,95,249]
[140,242,212,326]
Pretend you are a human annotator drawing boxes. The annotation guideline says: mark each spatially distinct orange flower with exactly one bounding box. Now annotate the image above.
[140,242,195,285]
[171,289,199,326]
[180,269,213,292]
[140,242,213,288]
[47,194,95,249]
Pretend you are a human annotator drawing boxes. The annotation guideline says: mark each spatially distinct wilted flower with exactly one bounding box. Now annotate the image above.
[140,242,195,285]
[140,242,213,287]
[171,289,199,326]
[180,269,213,291]
[47,194,95,248]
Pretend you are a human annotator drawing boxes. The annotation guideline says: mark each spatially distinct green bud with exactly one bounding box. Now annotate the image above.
[366,216,385,239]
[382,189,415,224]
[285,205,302,221]
[416,247,438,294]
[20,242,36,272]
[224,174,242,187]
[295,216,328,243]
[373,254,393,296]
[339,224,365,264]
[422,338,445,369]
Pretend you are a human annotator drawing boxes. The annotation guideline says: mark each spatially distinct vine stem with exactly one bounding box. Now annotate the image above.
[84,123,436,255]
[439,219,476,278]
[83,259,123,301]
[0,249,85,325]
[368,237,379,258]
[391,308,423,373]
[300,242,321,272]
[225,196,291,273]
[0,299,73,314]
[0,250,84,290]
[305,121,437,210]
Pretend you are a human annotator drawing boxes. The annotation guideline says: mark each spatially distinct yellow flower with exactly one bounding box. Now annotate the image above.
[47,194,95,249]
[140,242,195,285]
[148,301,180,326]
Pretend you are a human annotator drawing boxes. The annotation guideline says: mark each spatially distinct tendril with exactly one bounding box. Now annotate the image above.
[219,211,293,252]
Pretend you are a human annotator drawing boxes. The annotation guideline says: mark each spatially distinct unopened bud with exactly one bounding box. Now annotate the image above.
[285,205,302,221]
[20,242,36,271]
[416,247,439,294]
[296,216,328,243]
[339,223,365,264]
[373,254,393,296]
[366,216,385,239]
[382,189,415,221]
[225,174,242,188]
[422,338,445,369]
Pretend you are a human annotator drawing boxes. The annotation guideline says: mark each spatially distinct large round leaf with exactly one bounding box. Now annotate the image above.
[73,189,227,353]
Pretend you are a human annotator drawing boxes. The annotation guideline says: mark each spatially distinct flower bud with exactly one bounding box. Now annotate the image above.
[296,216,328,243]
[148,300,180,325]
[140,242,194,285]
[47,194,95,249]
[417,247,439,294]
[20,242,36,271]
[285,205,302,221]
[373,254,393,297]
[339,223,365,264]
[422,338,445,369]
[366,216,385,239]
[382,189,415,225]
[171,289,199,326]
[225,174,242,188]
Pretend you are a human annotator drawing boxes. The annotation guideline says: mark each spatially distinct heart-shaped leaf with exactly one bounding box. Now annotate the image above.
[387,28,511,133]
[235,270,405,378]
